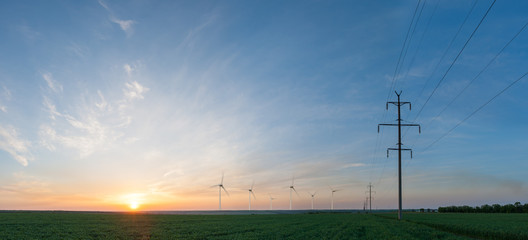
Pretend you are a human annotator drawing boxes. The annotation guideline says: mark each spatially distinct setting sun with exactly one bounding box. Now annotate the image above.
[129,201,139,210]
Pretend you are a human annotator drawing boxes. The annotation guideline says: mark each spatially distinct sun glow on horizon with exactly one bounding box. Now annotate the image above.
[129,201,139,210]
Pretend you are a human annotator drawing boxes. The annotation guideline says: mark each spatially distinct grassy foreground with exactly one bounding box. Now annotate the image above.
[0,211,525,239]
[384,212,528,240]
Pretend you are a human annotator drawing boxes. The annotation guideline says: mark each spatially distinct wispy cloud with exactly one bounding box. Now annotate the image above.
[110,17,136,37]
[175,14,217,52]
[97,0,109,11]
[66,42,88,58]
[15,24,40,41]
[42,72,63,93]
[2,172,50,194]
[39,68,148,157]
[342,163,366,168]
[0,86,11,113]
[123,63,134,76]
[123,81,148,101]
[42,96,61,120]
[98,0,136,37]
[0,126,32,166]
[39,100,110,157]
[95,90,109,111]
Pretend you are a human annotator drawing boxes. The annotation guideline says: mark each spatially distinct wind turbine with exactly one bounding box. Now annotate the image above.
[289,177,298,210]
[268,194,276,210]
[212,173,229,210]
[309,191,317,210]
[329,186,340,210]
[248,181,256,211]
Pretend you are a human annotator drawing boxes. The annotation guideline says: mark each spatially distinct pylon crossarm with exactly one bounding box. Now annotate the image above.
[387,101,410,108]
[387,101,398,107]
[387,148,413,158]
[400,123,420,127]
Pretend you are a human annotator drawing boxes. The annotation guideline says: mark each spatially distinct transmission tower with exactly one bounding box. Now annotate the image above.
[378,91,421,220]
[366,183,375,213]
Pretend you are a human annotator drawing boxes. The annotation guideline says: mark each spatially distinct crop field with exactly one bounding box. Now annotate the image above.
[0,211,526,239]
[382,213,528,240]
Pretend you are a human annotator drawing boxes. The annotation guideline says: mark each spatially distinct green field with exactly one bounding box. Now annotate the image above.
[0,211,526,239]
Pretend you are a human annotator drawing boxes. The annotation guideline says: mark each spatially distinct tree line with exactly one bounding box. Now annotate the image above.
[438,202,528,213]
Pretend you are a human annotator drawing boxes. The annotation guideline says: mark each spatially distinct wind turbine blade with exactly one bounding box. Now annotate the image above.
[291,176,295,186]
[292,187,299,196]
[251,191,256,199]
[221,172,224,185]
[222,185,229,196]
[251,180,254,190]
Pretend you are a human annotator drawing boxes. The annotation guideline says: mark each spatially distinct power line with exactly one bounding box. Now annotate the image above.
[423,71,528,151]
[396,0,428,91]
[400,0,439,91]
[403,18,528,164]
[432,20,528,121]
[412,0,477,111]
[386,0,423,103]
[402,0,477,140]
[412,0,496,123]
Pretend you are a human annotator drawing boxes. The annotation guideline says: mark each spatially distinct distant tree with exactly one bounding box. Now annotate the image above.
[492,204,501,213]
[419,208,424,213]
[448,206,457,213]
[481,204,492,213]
[502,204,515,213]
[460,205,474,213]
[438,203,526,213]
[514,202,522,213]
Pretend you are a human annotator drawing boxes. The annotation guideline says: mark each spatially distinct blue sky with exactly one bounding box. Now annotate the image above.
[0,0,527,210]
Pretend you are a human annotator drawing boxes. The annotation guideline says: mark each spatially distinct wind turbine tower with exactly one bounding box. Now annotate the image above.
[289,177,298,210]
[213,173,229,210]
[269,194,276,210]
[309,192,316,210]
[248,181,256,211]
[329,186,340,210]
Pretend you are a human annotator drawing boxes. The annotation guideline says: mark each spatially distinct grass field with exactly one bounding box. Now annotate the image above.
[0,211,526,239]
[383,212,528,240]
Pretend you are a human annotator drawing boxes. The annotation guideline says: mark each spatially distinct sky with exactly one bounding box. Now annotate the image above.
[0,0,527,211]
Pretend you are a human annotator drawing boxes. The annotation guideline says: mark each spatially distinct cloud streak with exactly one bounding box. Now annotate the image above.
[39,68,148,157]
[42,72,63,93]
[0,86,11,113]
[0,126,31,166]
[110,18,136,37]
[98,0,136,37]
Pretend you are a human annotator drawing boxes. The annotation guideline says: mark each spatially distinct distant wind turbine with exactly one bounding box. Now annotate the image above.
[269,194,276,210]
[289,177,299,210]
[212,173,229,210]
[248,181,256,211]
[329,186,340,210]
[309,191,317,210]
